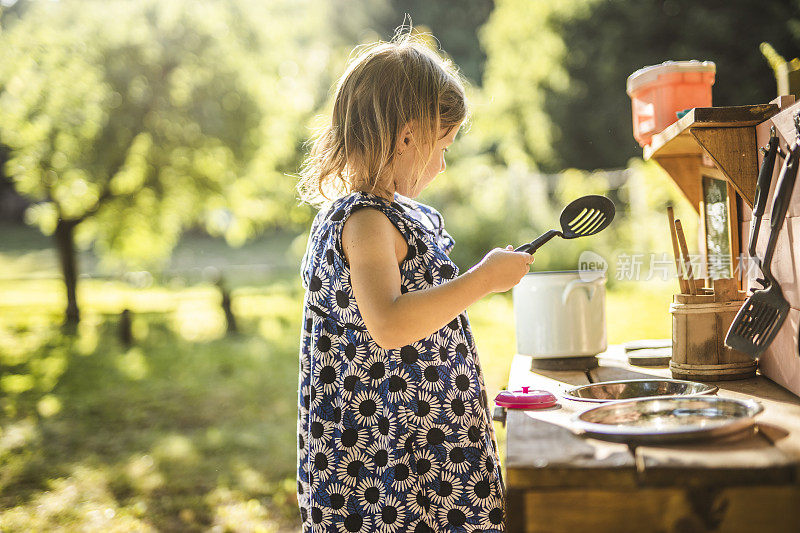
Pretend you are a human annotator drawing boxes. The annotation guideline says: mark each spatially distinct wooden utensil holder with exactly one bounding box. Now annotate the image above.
[670,278,756,381]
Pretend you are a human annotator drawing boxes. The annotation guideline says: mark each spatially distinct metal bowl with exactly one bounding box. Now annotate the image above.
[572,396,763,444]
[563,379,718,403]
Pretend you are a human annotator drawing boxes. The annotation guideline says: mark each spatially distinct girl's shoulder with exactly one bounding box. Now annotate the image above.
[317,191,407,228]
[310,191,453,252]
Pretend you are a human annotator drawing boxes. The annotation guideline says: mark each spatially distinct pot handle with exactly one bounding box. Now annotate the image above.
[561,278,604,305]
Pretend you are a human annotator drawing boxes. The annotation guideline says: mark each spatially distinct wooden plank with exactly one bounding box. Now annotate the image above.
[635,429,796,486]
[692,126,758,206]
[507,353,589,393]
[768,99,800,150]
[644,117,697,160]
[644,104,779,161]
[713,366,800,464]
[645,131,701,159]
[754,214,798,309]
[759,306,800,404]
[590,362,670,382]
[689,104,779,128]
[755,99,800,219]
[652,155,702,211]
[596,342,672,378]
[505,355,637,490]
[770,95,796,110]
[505,410,638,490]
[505,489,528,533]
[510,486,800,533]
[727,186,741,281]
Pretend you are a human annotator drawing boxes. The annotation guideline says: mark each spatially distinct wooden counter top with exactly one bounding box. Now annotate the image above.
[503,347,800,532]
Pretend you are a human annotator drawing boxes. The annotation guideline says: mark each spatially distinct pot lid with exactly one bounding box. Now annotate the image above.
[495,387,557,409]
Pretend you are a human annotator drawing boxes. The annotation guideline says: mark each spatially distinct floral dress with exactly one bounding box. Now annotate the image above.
[297,191,505,532]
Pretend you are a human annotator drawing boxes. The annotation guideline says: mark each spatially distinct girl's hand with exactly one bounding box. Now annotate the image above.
[474,245,534,293]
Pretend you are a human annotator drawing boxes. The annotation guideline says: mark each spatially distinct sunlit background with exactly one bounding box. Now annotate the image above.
[0,0,797,530]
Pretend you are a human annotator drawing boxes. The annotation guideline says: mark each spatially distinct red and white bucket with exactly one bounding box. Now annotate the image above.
[626,60,716,146]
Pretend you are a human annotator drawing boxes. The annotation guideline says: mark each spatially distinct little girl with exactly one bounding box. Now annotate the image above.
[296,32,533,533]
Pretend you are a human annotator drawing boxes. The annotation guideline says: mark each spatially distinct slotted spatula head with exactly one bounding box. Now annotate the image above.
[725,286,790,358]
[560,195,616,239]
[725,135,800,358]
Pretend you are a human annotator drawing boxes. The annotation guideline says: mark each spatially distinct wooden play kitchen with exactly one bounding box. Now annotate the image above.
[499,349,800,533]
[500,65,800,532]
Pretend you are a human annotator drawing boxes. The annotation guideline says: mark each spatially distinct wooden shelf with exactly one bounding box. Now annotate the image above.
[643,104,779,209]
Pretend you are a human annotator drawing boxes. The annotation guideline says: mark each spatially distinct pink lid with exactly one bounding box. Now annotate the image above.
[495,387,557,410]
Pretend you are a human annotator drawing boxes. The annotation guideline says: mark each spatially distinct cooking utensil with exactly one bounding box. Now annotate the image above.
[748,126,780,288]
[674,219,698,295]
[667,206,690,294]
[563,378,718,403]
[725,137,800,358]
[495,387,557,409]
[515,195,615,254]
[513,271,607,359]
[571,396,763,444]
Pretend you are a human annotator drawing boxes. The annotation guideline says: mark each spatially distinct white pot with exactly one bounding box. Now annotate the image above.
[513,270,607,358]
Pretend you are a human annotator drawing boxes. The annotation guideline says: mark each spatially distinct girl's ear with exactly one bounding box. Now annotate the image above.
[396,123,414,154]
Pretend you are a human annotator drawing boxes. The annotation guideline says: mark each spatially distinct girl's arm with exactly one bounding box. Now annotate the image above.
[342,208,533,350]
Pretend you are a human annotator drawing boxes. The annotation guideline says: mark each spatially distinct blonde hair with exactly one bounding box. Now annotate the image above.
[298,30,468,206]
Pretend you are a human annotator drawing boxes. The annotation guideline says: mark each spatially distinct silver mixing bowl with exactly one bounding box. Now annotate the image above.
[564,379,718,403]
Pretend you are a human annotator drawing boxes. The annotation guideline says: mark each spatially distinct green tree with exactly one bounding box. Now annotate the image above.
[480,0,800,173]
[379,0,494,84]
[0,0,327,325]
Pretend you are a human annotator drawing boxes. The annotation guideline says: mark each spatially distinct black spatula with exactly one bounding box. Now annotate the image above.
[725,137,800,358]
[515,195,615,254]
[747,126,780,288]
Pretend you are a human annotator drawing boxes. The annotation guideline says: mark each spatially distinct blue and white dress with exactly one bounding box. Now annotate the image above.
[297,191,505,532]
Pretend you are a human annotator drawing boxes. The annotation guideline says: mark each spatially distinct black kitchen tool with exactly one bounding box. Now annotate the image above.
[748,126,780,288]
[515,195,615,254]
[725,135,800,358]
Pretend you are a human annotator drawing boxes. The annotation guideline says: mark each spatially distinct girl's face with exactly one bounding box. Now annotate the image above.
[393,123,461,198]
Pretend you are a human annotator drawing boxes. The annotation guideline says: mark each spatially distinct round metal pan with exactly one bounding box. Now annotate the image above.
[572,396,763,444]
[563,378,718,403]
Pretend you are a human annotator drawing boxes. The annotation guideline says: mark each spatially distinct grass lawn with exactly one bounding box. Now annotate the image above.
[0,224,674,531]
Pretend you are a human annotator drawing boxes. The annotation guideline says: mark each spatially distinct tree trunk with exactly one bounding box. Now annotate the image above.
[217,275,238,334]
[55,218,80,327]
[119,308,133,346]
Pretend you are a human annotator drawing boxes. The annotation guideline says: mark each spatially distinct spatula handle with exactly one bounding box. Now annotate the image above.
[749,130,780,257]
[763,140,800,278]
[515,229,562,254]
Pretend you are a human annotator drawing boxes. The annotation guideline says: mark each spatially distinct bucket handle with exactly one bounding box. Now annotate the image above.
[562,278,604,305]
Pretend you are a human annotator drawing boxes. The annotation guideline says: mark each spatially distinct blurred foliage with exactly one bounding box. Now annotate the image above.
[378,0,494,83]
[0,289,302,531]
[479,0,800,172]
[0,0,328,270]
